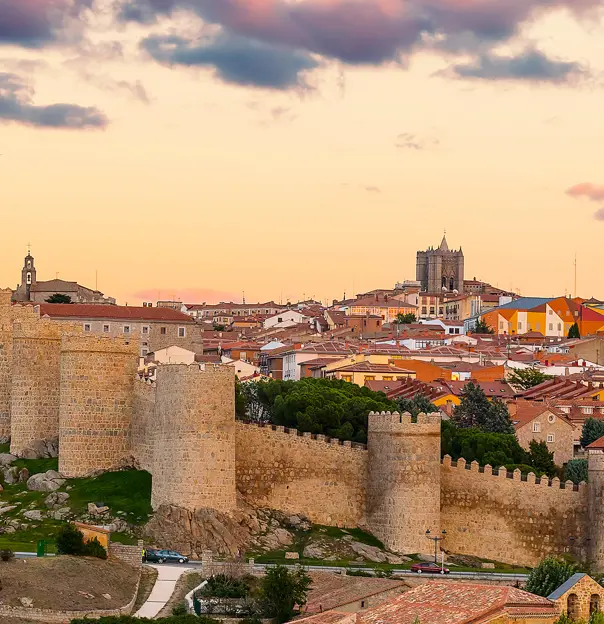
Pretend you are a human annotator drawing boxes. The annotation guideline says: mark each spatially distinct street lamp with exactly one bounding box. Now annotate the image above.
[426,529,447,564]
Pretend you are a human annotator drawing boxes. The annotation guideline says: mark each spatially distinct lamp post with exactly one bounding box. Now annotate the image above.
[426,529,446,564]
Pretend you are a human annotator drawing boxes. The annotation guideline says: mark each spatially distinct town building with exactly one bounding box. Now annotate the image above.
[12,250,115,305]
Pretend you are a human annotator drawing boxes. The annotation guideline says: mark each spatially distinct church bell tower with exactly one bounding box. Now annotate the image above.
[21,246,37,301]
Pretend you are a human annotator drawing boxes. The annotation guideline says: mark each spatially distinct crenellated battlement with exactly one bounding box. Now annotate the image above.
[368,410,441,433]
[441,455,586,493]
[238,420,367,451]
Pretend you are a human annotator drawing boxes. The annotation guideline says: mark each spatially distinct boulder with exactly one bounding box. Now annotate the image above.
[26,470,66,492]
[23,510,44,521]
[19,448,39,460]
[302,542,327,559]
[385,553,410,564]
[20,597,33,608]
[3,466,19,484]
[52,507,72,521]
[18,468,29,483]
[0,453,16,466]
[288,515,312,531]
[0,505,17,516]
[20,438,59,459]
[350,541,388,563]
[44,491,70,509]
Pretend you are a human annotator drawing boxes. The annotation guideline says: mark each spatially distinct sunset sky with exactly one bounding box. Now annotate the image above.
[0,0,603,305]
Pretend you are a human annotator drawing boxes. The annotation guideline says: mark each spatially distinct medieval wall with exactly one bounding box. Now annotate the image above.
[131,378,157,473]
[0,289,14,440]
[59,334,138,478]
[10,315,64,455]
[151,364,236,513]
[441,456,588,567]
[235,422,367,527]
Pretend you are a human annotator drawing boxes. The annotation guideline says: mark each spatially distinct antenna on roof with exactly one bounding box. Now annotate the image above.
[574,252,577,299]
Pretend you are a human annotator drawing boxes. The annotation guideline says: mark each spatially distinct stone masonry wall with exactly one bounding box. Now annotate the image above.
[235,422,367,527]
[132,378,157,473]
[0,288,14,440]
[151,364,236,513]
[367,412,442,554]
[59,334,138,477]
[10,316,64,454]
[441,456,588,567]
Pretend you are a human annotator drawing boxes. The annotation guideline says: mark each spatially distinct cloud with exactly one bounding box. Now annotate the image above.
[0,72,108,129]
[396,132,439,150]
[594,208,604,221]
[0,0,92,47]
[365,186,381,193]
[77,71,151,103]
[141,32,318,89]
[117,0,602,68]
[133,287,240,304]
[566,183,604,202]
[445,48,587,83]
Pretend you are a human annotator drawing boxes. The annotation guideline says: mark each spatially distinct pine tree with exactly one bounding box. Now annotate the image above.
[581,418,604,448]
[565,459,588,485]
[508,367,551,390]
[528,440,556,477]
[473,319,495,334]
[568,323,581,339]
[453,383,514,434]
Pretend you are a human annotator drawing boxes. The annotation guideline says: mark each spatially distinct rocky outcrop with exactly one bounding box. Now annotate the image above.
[26,470,65,492]
[18,438,59,459]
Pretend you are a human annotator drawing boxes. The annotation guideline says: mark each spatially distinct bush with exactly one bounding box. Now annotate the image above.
[257,565,312,623]
[525,556,576,597]
[56,523,85,555]
[565,459,588,485]
[346,568,373,577]
[70,615,220,623]
[172,603,188,616]
[199,573,254,599]
[56,524,107,559]
[0,549,15,562]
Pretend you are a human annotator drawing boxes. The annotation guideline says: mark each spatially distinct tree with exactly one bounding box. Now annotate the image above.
[590,611,604,624]
[508,367,552,390]
[452,382,515,434]
[525,556,576,597]
[565,459,588,485]
[257,565,312,623]
[568,323,581,339]
[46,293,72,304]
[581,418,604,449]
[56,523,85,555]
[213,324,227,331]
[473,319,494,334]
[395,312,416,324]
[396,394,438,418]
[553,615,574,624]
[528,440,556,478]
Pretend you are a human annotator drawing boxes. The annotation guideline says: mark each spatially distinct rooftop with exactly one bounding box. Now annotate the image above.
[38,303,195,323]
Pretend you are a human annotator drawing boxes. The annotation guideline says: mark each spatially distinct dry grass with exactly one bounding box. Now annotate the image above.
[0,556,139,611]
[155,570,203,618]
[132,565,159,613]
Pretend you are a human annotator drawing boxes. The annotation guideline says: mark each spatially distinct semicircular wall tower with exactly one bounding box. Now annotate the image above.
[59,334,138,477]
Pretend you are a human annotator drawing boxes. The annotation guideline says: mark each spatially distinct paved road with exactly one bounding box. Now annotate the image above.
[135,563,190,618]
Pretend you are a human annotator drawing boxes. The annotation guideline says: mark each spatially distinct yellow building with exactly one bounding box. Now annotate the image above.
[349,295,418,323]
[325,361,415,387]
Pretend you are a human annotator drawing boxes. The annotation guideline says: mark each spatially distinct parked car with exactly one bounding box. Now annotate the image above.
[144,548,189,564]
[410,561,450,574]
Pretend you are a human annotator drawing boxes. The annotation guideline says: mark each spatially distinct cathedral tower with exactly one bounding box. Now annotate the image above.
[416,235,464,293]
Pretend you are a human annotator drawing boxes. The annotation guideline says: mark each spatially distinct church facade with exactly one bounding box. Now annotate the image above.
[416,235,464,293]
[12,250,115,305]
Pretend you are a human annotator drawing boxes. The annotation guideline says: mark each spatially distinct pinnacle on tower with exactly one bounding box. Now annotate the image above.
[439,233,449,251]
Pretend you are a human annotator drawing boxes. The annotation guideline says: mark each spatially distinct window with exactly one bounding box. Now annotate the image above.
[27,260,31,268]
[548,414,556,424]
[533,422,541,433]
[160,327,167,335]
[103,324,110,333]
[142,349,148,356]
[549,309,553,315]
[568,594,579,619]
[278,317,283,323]
[26,272,32,285]
[361,601,366,609]
[536,323,540,331]
[123,325,131,334]
[178,327,186,338]
[500,322,504,330]
[383,376,393,381]
[558,323,562,331]
[142,326,149,335]
[342,375,352,382]
[584,407,594,415]
[83,323,91,332]
[547,434,555,443]
[560,406,570,413]
[590,594,600,615]
[549,323,553,331]
[365,376,376,382]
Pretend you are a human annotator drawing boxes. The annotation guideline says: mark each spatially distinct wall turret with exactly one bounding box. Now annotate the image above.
[367,411,441,554]
[59,334,138,477]
[151,363,236,513]
[588,449,604,570]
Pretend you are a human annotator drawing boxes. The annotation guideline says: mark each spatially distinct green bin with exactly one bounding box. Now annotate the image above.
[36,540,46,557]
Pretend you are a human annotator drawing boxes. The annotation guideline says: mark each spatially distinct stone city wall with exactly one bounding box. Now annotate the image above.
[152,364,236,513]
[0,288,15,439]
[132,377,157,473]
[110,540,144,568]
[10,317,64,454]
[367,412,442,555]
[235,422,367,527]
[59,334,138,478]
[440,456,588,567]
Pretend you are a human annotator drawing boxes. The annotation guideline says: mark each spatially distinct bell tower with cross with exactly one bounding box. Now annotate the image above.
[20,243,37,301]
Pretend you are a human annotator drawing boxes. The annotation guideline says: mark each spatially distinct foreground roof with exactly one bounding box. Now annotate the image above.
[38,303,195,323]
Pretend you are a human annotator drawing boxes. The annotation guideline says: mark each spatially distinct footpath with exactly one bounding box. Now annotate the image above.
[135,564,190,618]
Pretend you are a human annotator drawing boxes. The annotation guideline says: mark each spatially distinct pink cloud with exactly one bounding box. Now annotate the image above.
[594,208,604,222]
[566,182,604,202]
[132,287,240,304]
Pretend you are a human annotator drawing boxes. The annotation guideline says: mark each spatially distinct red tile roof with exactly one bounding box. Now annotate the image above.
[39,303,195,323]
[587,435,604,450]
[329,362,414,374]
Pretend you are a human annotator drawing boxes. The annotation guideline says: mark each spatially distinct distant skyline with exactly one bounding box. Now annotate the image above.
[1,1,603,305]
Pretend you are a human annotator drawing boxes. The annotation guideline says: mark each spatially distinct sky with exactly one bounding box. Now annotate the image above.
[0,0,603,306]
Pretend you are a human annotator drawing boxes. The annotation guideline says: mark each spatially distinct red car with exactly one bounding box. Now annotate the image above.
[410,562,450,574]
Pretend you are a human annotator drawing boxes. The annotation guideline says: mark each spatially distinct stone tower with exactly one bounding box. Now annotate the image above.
[367,411,442,554]
[588,449,604,570]
[0,289,14,440]
[151,364,236,513]
[416,235,464,293]
[10,317,63,455]
[15,249,37,302]
[59,334,138,477]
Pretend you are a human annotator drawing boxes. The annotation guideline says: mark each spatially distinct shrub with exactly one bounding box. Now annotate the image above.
[83,537,108,559]
[56,523,85,555]
[565,459,588,485]
[257,565,312,623]
[199,573,254,598]
[525,557,576,597]
[346,568,373,577]
[70,615,220,623]
[0,549,15,562]
[172,602,188,616]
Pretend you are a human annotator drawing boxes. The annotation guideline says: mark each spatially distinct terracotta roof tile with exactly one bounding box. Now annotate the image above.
[39,303,195,323]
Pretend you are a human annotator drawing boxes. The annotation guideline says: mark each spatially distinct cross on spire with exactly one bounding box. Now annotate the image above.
[27,242,31,255]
